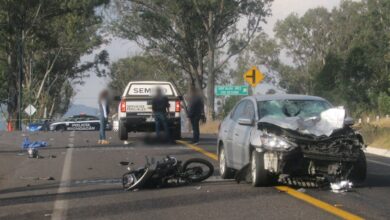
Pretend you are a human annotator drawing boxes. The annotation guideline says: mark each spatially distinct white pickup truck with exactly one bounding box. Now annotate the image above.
[116,81,182,140]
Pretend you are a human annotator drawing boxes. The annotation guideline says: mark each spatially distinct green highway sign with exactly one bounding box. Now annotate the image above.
[215,85,249,96]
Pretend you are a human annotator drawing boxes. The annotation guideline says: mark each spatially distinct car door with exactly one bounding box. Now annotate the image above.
[225,101,247,169]
[232,100,256,168]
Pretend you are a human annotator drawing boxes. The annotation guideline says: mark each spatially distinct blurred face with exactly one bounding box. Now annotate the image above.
[156,87,163,96]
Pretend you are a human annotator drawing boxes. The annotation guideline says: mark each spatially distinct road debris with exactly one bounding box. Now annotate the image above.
[330,180,353,193]
[22,137,48,158]
[297,188,306,193]
[195,186,202,190]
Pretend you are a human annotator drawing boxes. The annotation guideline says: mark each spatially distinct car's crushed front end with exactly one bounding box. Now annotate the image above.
[252,108,366,185]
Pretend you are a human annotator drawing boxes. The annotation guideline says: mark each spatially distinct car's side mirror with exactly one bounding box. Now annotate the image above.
[178,95,183,101]
[238,118,254,126]
[113,96,121,101]
[344,117,354,126]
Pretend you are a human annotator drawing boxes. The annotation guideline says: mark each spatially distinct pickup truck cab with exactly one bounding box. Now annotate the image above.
[117,81,182,140]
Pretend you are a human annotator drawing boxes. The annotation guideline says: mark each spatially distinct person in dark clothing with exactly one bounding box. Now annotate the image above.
[152,87,170,140]
[98,89,110,144]
[187,87,205,145]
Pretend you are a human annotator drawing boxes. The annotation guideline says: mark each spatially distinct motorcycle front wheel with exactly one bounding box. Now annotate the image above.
[122,168,153,191]
[182,158,214,183]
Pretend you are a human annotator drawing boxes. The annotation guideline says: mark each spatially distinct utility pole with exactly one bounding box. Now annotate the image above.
[17,29,24,130]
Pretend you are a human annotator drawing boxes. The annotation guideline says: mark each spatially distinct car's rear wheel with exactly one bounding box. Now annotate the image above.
[57,125,66,132]
[118,121,128,140]
[219,146,234,179]
[251,151,272,187]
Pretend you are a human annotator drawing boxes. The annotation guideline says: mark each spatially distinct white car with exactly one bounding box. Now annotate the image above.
[116,81,182,140]
[217,94,366,186]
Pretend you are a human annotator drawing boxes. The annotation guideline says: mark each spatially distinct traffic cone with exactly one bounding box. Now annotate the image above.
[7,121,13,132]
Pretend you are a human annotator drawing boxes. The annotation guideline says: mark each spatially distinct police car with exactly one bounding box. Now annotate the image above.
[116,81,182,140]
[49,114,111,131]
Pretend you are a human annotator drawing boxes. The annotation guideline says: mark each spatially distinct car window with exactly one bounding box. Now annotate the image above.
[242,101,255,120]
[231,101,247,122]
[258,100,331,119]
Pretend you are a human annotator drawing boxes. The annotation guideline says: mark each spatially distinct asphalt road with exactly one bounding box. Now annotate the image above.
[0,131,390,220]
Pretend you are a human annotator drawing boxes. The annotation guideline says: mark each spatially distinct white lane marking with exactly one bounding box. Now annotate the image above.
[51,131,75,220]
[367,159,390,168]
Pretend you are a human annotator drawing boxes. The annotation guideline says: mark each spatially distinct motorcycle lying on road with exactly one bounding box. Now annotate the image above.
[120,156,214,191]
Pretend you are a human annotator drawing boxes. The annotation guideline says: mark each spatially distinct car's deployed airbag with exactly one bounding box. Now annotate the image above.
[259,107,346,137]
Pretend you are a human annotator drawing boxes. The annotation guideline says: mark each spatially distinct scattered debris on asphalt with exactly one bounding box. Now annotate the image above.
[297,188,306,193]
[22,137,48,158]
[195,186,202,190]
[330,180,353,193]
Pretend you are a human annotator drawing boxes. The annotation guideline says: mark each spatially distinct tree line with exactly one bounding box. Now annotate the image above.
[0,0,109,127]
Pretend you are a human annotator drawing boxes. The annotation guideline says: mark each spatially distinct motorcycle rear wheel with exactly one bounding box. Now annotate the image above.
[182,158,214,183]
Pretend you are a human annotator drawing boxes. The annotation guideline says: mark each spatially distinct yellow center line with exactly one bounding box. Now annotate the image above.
[177,140,364,220]
[176,140,218,160]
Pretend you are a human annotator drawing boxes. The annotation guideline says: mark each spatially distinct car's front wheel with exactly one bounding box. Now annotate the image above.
[219,146,234,179]
[350,149,367,183]
[251,151,273,187]
[118,121,128,141]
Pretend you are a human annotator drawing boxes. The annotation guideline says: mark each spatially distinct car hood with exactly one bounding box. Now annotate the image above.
[258,107,346,137]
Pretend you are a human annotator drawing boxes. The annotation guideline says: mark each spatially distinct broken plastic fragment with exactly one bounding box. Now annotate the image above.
[330,180,353,193]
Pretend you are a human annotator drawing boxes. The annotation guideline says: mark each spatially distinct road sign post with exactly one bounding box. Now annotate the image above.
[243,66,264,87]
[215,86,249,96]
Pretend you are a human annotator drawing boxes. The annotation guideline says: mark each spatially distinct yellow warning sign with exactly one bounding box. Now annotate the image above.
[243,66,264,87]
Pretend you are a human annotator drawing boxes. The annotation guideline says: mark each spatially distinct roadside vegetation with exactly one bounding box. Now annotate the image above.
[358,118,390,150]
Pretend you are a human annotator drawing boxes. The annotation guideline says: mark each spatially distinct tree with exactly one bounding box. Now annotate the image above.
[0,0,109,127]
[274,7,333,94]
[108,55,186,95]
[274,0,390,115]
[113,0,272,119]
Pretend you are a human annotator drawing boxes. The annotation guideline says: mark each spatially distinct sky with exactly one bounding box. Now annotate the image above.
[72,0,343,109]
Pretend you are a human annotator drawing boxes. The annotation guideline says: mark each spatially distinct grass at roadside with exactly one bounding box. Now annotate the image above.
[357,118,390,150]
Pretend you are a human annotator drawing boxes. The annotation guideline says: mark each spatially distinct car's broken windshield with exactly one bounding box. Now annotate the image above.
[258,100,331,119]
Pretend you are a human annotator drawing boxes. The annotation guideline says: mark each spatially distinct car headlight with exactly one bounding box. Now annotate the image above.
[260,133,296,150]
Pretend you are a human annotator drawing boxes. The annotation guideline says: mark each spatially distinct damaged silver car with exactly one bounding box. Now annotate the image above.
[217,94,366,187]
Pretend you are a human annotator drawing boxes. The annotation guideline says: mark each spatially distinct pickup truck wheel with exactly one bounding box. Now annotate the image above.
[350,149,367,183]
[171,127,181,140]
[118,121,128,140]
[251,151,272,187]
[219,147,234,179]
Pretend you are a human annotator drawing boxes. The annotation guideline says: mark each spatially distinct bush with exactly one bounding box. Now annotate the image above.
[378,92,390,115]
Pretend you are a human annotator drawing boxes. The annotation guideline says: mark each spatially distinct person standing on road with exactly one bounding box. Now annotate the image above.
[152,87,170,140]
[98,90,110,144]
[188,87,205,145]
